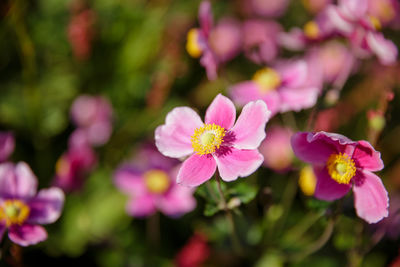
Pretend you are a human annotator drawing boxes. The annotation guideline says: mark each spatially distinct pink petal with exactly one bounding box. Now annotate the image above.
[126,195,156,218]
[229,81,264,106]
[366,32,398,65]
[199,1,213,37]
[291,132,337,164]
[314,166,352,201]
[8,224,47,247]
[353,171,389,223]
[279,86,319,113]
[230,100,270,150]
[215,148,263,182]
[0,162,38,198]
[352,141,384,171]
[205,94,236,129]
[27,188,65,225]
[278,60,308,88]
[155,107,203,158]
[114,167,147,196]
[326,6,354,35]
[157,185,196,217]
[200,49,219,80]
[177,154,216,187]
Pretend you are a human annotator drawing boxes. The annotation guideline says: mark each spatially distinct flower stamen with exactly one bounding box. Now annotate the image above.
[0,199,30,227]
[252,68,281,93]
[144,170,170,194]
[326,153,356,184]
[186,29,202,58]
[191,124,225,155]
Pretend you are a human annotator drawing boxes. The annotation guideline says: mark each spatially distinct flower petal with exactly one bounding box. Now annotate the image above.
[126,195,156,218]
[157,185,196,217]
[155,107,203,158]
[278,60,308,88]
[0,162,37,198]
[352,140,384,171]
[279,86,319,113]
[199,0,213,37]
[353,171,389,223]
[205,94,236,129]
[231,100,270,150]
[27,188,64,225]
[8,224,47,247]
[177,154,216,187]
[291,132,338,164]
[314,166,352,201]
[366,32,398,66]
[215,148,263,182]
[114,166,147,196]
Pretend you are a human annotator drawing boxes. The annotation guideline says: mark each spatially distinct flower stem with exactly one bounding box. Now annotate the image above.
[215,175,242,254]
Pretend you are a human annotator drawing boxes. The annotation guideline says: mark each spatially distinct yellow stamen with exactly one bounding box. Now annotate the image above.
[369,16,382,31]
[299,165,317,196]
[326,153,356,184]
[186,29,202,58]
[252,68,281,93]
[0,200,30,227]
[144,170,170,194]
[191,124,225,155]
[304,21,320,39]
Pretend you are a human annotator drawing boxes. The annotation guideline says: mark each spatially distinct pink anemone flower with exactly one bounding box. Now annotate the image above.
[114,146,196,218]
[291,131,389,223]
[0,162,64,246]
[155,94,270,187]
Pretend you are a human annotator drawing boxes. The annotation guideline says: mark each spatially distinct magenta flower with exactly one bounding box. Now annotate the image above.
[70,95,113,146]
[0,162,64,246]
[291,131,389,223]
[229,59,322,116]
[244,0,290,18]
[0,132,15,162]
[155,94,270,187]
[114,146,196,217]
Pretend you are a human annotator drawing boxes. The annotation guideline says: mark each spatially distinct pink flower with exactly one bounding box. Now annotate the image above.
[0,162,64,246]
[244,0,290,18]
[186,2,242,80]
[70,95,113,146]
[114,146,196,217]
[229,59,322,116]
[0,132,14,162]
[155,94,270,187]
[175,233,210,267]
[291,131,389,223]
[259,125,294,172]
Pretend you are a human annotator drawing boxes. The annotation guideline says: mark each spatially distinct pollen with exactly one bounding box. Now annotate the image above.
[191,124,225,155]
[326,153,356,184]
[0,199,30,227]
[144,170,171,194]
[304,21,320,39]
[252,68,281,93]
[369,15,382,31]
[186,28,202,58]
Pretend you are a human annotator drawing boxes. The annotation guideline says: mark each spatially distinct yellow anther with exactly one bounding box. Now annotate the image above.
[0,200,30,227]
[326,153,356,184]
[252,68,281,93]
[191,124,225,155]
[304,21,320,39]
[186,29,203,58]
[299,165,317,196]
[144,170,170,194]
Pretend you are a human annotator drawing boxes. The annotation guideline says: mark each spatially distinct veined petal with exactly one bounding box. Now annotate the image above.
[314,166,352,201]
[27,188,64,225]
[177,154,216,187]
[231,100,270,150]
[353,171,389,223]
[8,224,47,247]
[352,140,384,171]
[205,94,236,129]
[215,148,263,182]
[291,132,338,164]
[0,162,38,198]
[155,107,203,158]
[126,195,156,218]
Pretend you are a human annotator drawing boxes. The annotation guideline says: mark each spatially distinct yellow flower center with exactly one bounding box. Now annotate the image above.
[304,21,320,39]
[186,28,202,58]
[191,124,225,155]
[252,68,281,93]
[144,170,170,194]
[369,15,382,31]
[55,156,70,177]
[0,200,30,227]
[326,153,356,184]
[299,165,317,196]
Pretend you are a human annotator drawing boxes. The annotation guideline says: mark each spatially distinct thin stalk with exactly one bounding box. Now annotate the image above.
[147,212,160,249]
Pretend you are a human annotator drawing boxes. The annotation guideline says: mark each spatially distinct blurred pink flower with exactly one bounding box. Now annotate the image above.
[292,131,388,223]
[155,94,270,187]
[186,2,241,80]
[0,132,14,162]
[245,0,290,18]
[302,0,333,14]
[70,95,113,146]
[114,146,196,218]
[367,0,400,26]
[259,126,294,172]
[229,59,322,116]
[243,19,282,64]
[0,162,64,246]
[175,233,210,267]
